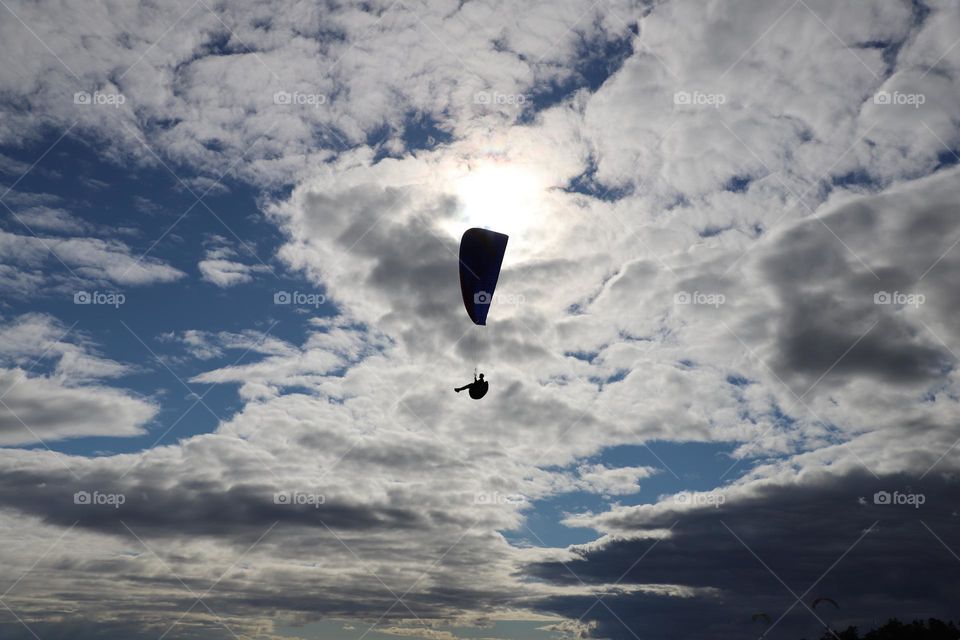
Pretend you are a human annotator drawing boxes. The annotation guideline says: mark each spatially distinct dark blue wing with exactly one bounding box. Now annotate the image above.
[459,228,509,325]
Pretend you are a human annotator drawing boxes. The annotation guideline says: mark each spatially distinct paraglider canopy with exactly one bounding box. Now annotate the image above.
[459,228,509,325]
[751,613,771,624]
[812,597,839,609]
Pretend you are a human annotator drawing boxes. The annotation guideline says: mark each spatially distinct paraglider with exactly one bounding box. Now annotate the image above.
[751,612,771,637]
[459,227,509,326]
[751,612,771,625]
[811,596,840,638]
[454,372,488,399]
[455,227,508,400]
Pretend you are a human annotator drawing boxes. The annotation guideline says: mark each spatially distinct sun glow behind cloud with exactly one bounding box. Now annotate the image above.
[447,160,552,252]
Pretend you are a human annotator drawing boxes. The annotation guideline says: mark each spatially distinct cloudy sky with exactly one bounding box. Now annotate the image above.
[0,0,959,638]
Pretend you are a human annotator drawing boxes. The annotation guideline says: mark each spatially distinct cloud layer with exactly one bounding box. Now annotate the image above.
[0,0,959,638]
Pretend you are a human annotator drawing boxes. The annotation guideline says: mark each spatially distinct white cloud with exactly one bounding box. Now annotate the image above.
[0,229,185,288]
[0,368,155,445]
[0,313,130,381]
[11,206,90,233]
[0,314,156,444]
[574,464,659,496]
[197,241,272,287]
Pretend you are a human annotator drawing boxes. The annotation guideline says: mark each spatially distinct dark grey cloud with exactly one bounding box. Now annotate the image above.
[0,466,431,537]
[755,175,960,393]
[528,470,960,640]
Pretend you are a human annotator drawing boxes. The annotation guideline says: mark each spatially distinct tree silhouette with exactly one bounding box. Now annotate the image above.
[809,619,960,640]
